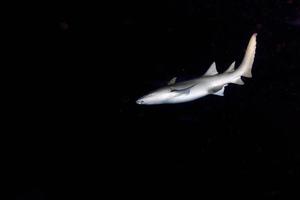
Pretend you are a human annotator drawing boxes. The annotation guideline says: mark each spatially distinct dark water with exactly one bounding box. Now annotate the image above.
[13,1,300,199]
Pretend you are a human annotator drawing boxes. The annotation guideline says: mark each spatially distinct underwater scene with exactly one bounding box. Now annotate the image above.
[14,1,300,199]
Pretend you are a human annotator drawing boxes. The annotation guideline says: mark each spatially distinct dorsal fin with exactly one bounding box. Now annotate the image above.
[168,77,177,85]
[225,61,235,73]
[204,62,218,76]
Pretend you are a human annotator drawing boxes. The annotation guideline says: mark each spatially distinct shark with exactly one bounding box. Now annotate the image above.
[136,33,257,105]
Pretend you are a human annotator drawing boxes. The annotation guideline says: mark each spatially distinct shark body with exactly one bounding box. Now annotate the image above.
[136,33,257,105]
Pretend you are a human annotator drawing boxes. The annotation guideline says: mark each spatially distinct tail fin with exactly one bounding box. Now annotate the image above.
[238,33,257,78]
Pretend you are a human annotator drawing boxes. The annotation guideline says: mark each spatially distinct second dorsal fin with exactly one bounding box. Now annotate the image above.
[225,61,235,73]
[204,62,218,76]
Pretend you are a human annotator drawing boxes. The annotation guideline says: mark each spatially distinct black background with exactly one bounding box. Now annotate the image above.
[11,0,300,199]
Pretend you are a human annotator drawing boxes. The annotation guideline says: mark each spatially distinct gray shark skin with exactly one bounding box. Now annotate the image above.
[136,33,257,105]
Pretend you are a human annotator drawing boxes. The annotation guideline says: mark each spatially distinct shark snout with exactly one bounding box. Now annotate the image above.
[136,99,145,104]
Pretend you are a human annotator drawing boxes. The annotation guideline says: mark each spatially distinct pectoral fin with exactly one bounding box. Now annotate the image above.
[171,88,191,95]
[170,85,195,95]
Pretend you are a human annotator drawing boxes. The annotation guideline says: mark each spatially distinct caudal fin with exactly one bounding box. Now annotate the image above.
[238,33,257,78]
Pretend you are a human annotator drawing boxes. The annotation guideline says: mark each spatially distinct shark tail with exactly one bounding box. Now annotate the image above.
[237,33,257,78]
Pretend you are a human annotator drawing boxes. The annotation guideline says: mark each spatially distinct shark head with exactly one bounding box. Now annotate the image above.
[136,87,178,105]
